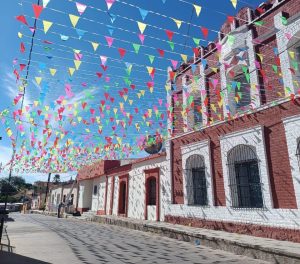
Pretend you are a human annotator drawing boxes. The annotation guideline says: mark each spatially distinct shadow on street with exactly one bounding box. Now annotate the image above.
[0,251,51,264]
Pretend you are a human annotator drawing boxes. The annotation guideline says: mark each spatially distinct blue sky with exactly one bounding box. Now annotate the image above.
[0,0,263,182]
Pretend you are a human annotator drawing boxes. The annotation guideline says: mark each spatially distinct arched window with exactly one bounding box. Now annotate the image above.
[227,145,263,208]
[185,154,207,206]
[147,178,157,205]
[227,66,251,113]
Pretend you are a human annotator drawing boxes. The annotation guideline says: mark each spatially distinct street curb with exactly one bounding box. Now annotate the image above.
[92,215,300,264]
[30,211,300,264]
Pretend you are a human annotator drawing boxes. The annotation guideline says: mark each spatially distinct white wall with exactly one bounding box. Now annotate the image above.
[166,126,300,229]
[78,179,93,210]
[91,177,106,212]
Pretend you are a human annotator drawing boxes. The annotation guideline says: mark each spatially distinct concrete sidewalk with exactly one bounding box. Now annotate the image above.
[32,210,300,264]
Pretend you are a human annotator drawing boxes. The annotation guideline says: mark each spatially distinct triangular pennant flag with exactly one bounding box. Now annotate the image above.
[69,67,75,76]
[193,4,202,17]
[139,8,148,20]
[172,18,182,29]
[74,60,82,70]
[231,0,237,8]
[107,25,114,36]
[42,0,50,8]
[108,13,116,23]
[148,55,155,64]
[168,41,175,51]
[43,20,53,34]
[35,77,42,85]
[49,68,56,76]
[193,38,200,46]
[201,27,209,39]
[90,42,99,51]
[100,55,108,65]
[76,29,86,39]
[69,14,80,27]
[136,34,144,45]
[157,49,164,57]
[76,2,87,15]
[165,30,174,41]
[171,60,178,70]
[106,0,115,10]
[32,4,43,19]
[118,48,126,58]
[16,15,28,25]
[181,54,187,63]
[60,35,69,41]
[137,21,147,34]
[105,36,114,47]
[132,43,140,54]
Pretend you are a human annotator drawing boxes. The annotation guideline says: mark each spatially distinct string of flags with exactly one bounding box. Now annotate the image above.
[1,0,298,174]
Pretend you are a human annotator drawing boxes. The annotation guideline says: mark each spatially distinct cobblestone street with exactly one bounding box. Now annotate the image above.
[3,213,268,264]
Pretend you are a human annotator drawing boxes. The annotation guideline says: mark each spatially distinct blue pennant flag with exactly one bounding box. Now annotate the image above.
[76,29,86,39]
[139,8,149,20]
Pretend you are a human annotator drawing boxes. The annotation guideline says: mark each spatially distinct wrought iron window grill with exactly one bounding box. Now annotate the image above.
[227,144,264,209]
[185,155,208,206]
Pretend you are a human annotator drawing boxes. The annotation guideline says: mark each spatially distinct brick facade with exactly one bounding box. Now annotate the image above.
[166,0,300,240]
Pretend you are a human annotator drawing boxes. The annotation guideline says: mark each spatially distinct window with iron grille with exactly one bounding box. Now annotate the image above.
[193,97,202,126]
[148,178,157,205]
[185,155,207,206]
[227,144,263,208]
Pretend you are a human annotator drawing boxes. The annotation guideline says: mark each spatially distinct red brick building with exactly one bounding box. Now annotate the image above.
[165,0,300,242]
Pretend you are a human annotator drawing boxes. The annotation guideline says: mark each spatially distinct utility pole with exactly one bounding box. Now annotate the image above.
[43,172,51,212]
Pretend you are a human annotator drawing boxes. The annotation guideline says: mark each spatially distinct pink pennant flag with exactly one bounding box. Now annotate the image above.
[106,0,115,10]
[212,79,219,89]
[170,60,178,69]
[158,99,163,106]
[105,36,114,47]
[65,84,74,98]
[100,55,108,65]
[74,53,83,60]
[76,2,87,15]
[138,34,145,44]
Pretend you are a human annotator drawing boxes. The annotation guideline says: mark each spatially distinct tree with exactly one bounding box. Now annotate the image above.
[52,174,60,184]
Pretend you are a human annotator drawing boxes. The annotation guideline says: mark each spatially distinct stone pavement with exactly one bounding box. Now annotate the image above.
[2,213,269,264]
[87,214,300,264]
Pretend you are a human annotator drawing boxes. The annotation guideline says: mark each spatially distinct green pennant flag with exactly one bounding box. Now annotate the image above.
[272,65,278,73]
[148,55,155,64]
[168,41,175,51]
[193,38,200,46]
[228,35,235,46]
[227,84,232,94]
[254,21,264,26]
[281,16,288,25]
[104,85,110,91]
[237,82,241,91]
[132,43,140,54]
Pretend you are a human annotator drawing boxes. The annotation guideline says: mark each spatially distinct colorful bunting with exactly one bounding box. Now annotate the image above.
[76,2,87,15]
[43,20,53,33]
[32,4,43,19]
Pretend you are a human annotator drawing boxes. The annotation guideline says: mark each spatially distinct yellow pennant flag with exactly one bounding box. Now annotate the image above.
[181,54,187,63]
[77,116,82,122]
[172,18,182,29]
[69,67,75,76]
[231,0,237,8]
[137,93,141,98]
[289,51,295,59]
[43,20,53,34]
[35,77,42,85]
[140,90,145,96]
[49,68,57,76]
[74,60,82,70]
[90,42,99,51]
[73,49,81,54]
[45,105,50,111]
[113,108,118,114]
[18,32,23,38]
[193,4,202,17]
[34,101,39,107]
[119,102,124,109]
[146,66,153,75]
[137,21,147,34]
[69,14,80,27]
[149,87,154,93]
[211,67,218,73]
[257,53,263,62]
[129,99,133,105]
[123,95,128,102]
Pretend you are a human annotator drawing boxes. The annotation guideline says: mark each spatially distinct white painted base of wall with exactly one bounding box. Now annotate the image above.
[166,205,300,229]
